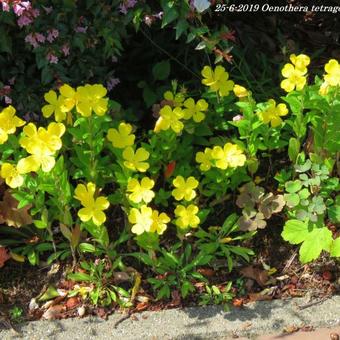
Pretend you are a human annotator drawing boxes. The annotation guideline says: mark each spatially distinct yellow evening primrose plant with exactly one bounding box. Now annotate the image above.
[174,204,200,229]
[76,84,108,117]
[59,84,78,112]
[233,84,249,98]
[195,148,213,172]
[172,176,199,201]
[163,91,185,107]
[323,59,340,87]
[0,105,25,144]
[182,98,208,123]
[42,90,67,122]
[280,54,310,92]
[150,210,170,235]
[107,122,135,148]
[127,177,155,203]
[154,105,184,133]
[0,163,24,188]
[201,65,234,97]
[74,182,109,226]
[123,147,150,172]
[258,99,289,128]
[17,122,65,173]
[211,143,246,170]
[128,205,153,235]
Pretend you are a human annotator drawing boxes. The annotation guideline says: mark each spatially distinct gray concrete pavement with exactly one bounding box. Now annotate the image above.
[0,295,339,339]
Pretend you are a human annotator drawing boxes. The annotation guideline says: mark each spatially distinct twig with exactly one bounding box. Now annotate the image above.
[282,250,298,273]
[113,310,132,329]
[297,295,330,310]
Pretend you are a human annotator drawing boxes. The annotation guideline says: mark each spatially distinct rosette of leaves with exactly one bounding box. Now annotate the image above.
[284,159,335,223]
[236,182,285,231]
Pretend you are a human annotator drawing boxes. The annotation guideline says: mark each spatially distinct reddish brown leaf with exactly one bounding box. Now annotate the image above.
[164,161,176,179]
[0,247,10,268]
[65,297,80,310]
[240,266,269,287]
[232,298,245,307]
[42,304,65,320]
[197,268,215,277]
[0,190,32,227]
[135,302,149,312]
[322,271,332,281]
[248,293,273,302]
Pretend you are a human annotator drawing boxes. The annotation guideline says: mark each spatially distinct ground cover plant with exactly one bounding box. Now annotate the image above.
[0,0,339,326]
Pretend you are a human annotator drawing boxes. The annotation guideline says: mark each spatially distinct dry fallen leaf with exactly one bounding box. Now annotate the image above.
[42,304,65,320]
[240,266,269,286]
[0,190,32,227]
[0,247,10,268]
[66,297,80,310]
[248,293,272,302]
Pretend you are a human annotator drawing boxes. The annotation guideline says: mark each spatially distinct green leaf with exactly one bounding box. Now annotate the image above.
[328,204,340,223]
[41,66,53,85]
[38,285,60,301]
[285,180,302,193]
[330,237,340,257]
[288,137,300,162]
[68,272,93,282]
[152,60,170,81]
[181,281,193,298]
[161,7,179,28]
[284,193,300,207]
[78,243,96,253]
[299,227,333,263]
[175,19,189,40]
[281,219,310,245]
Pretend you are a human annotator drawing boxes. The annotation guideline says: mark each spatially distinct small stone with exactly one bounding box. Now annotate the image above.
[78,305,86,317]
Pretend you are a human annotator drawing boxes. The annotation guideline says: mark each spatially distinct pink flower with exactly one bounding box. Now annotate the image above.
[47,28,59,43]
[107,77,120,91]
[46,52,58,64]
[119,0,137,14]
[61,44,70,56]
[13,1,31,16]
[74,26,87,33]
[25,33,38,48]
[4,96,12,104]
[17,15,32,27]
[2,2,10,12]
[35,33,45,43]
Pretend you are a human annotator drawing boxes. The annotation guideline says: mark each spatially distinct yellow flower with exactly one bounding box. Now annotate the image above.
[280,55,310,93]
[0,163,24,188]
[150,210,170,235]
[196,148,213,171]
[201,65,234,97]
[17,122,65,173]
[128,205,153,235]
[0,105,25,144]
[289,54,310,71]
[76,84,108,117]
[123,147,150,172]
[163,91,185,107]
[107,122,135,148]
[127,177,155,203]
[233,84,249,98]
[42,90,67,122]
[182,98,208,122]
[258,99,288,128]
[319,81,330,96]
[154,105,184,133]
[74,182,109,226]
[59,84,78,112]
[172,176,199,201]
[324,59,340,87]
[174,204,200,229]
[211,143,246,169]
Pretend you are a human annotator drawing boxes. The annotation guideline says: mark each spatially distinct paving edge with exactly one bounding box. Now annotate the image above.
[1,295,339,339]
